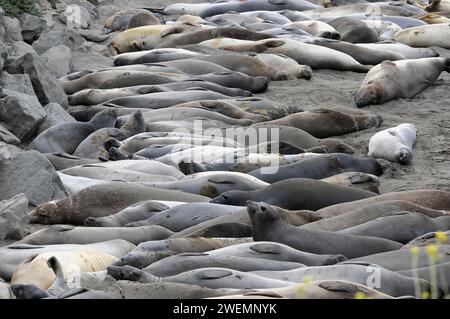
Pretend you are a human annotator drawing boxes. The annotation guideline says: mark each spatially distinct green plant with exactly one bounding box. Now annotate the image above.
[0,0,42,18]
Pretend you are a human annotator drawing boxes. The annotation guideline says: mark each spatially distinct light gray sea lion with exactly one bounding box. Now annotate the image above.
[303,200,447,232]
[83,200,173,227]
[73,111,146,160]
[328,17,379,43]
[403,231,450,249]
[29,110,117,154]
[113,237,252,268]
[161,80,253,96]
[394,23,450,49]
[397,262,450,294]
[344,245,450,271]
[123,203,245,231]
[356,58,450,107]
[368,123,417,165]
[113,48,200,66]
[316,190,450,218]
[321,172,381,194]
[144,253,305,277]
[28,183,209,225]
[338,212,450,244]
[206,242,346,266]
[248,201,402,258]
[356,42,438,59]
[248,153,383,183]
[44,153,100,170]
[155,27,274,48]
[0,240,135,282]
[17,224,173,245]
[251,263,432,297]
[195,72,270,93]
[210,178,376,210]
[259,109,383,138]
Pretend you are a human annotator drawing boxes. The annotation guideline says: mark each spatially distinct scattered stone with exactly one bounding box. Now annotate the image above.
[0,89,46,142]
[0,193,29,240]
[6,53,68,107]
[32,29,86,55]
[3,16,23,43]
[0,143,68,206]
[37,102,76,134]
[19,13,47,44]
[71,42,112,71]
[0,41,7,70]
[0,72,35,96]
[41,45,72,78]
[0,123,20,146]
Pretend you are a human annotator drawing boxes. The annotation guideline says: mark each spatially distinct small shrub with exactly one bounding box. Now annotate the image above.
[0,0,42,18]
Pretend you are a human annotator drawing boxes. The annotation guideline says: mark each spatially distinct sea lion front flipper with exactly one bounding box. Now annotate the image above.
[199,269,233,279]
[249,243,282,255]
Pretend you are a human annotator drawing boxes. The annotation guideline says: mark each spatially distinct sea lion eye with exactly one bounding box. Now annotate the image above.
[223,195,228,200]
[261,206,266,211]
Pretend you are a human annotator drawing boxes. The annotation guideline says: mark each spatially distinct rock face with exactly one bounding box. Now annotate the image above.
[0,143,68,206]
[32,29,85,55]
[0,193,29,240]
[3,16,23,43]
[6,53,68,107]
[19,13,47,44]
[0,123,20,146]
[0,8,5,41]
[37,102,76,133]
[6,41,37,59]
[61,4,91,29]
[41,45,72,78]
[0,72,35,96]
[0,90,46,142]
[0,41,7,70]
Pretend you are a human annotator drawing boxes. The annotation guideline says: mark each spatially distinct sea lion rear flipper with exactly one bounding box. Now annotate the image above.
[161,26,186,38]
[207,177,235,185]
[268,0,288,5]
[249,243,281,255]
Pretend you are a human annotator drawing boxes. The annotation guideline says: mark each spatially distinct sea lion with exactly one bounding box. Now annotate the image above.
[303,200,446,231]
[327,17,379,43]
[17,224,173,245]
[57,173,111,195]
[109,24,200,54]
[73,111,146,160]
[28,183,209,225]
[155,27,274,48]
[126,12,162,30]
[144,253,305,277]
[247,201,402,258]
[210,178,376,210]
[29,110,117,154]
[256,53,312,80]
[355,42,438,59]
[396,262,450,293]
[251,263,432,297]
[321,172,381,194]
[394,23,450,49]
[122,203,244,231]
[43,153,100,170]
[11,250,118,290]
[356,58,450,107]
[248,153,383,183]
[104,8,160,32]
[259,109,382,138]
[339,212,450,244]
[287,20,340,39]
[368,123,417,165]
[144,172,269,198]
[113,237,252,268]
[206,242,345,266]
[344,245,450,271]
[426,0,450,11]
[403,231,450,249]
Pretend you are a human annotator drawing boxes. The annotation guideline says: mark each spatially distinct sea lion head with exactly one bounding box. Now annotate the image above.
[355,83,383,108]
[11,284,49,299]
[396,147,413,165]
[28,201,58,224]
[209,190,244,205]
[246,201,280,226]
[320,138,355,154]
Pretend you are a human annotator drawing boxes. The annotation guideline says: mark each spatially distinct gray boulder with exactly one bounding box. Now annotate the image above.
[0,8,5,41]
[7,41,37,59]
[0,89,46,142]
[72,42,112,72]
[6,53,68,107]
[61,4,91,29]
[0,143,68,206]
[3,16,23,43]
[19,13,47,44]
[37,102,76,133]
[0,123,20,146]
[0,41,7,70]
[32,29,85,55]
[0,193,29,240]
[0,72,35,96]
[41,45,72,78]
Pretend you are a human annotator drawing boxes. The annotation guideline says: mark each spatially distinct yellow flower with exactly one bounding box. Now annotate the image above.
[409,246,420,255]
[421,291,430,299]
[435,232,448,243]
[425,244,438,259]
[354,291,366,299]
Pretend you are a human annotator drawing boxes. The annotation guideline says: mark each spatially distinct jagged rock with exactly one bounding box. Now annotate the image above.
[0,89,46,142]
[60,4,91,29]
[0,8,5,41]
[19,13,47,44]
[72,42,112,71]
[0,193,28,240]
[0,123,20,146]
[3,16,23,43]
[0,41,7,70]
[32,29,85,55]
[41,45,72,78]
[37,102,76,133]
[6,53,68,107]
[0,72,35,96]
[6,41,37,59]
[0,143,68,206]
